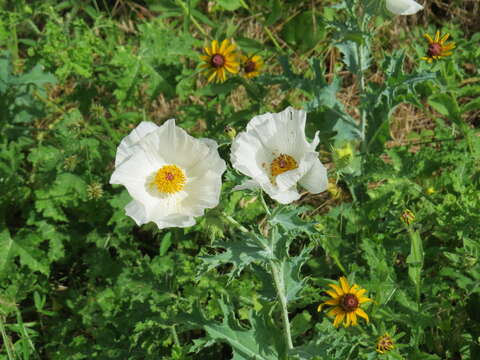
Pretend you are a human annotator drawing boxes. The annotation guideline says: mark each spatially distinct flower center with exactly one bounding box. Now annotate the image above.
[428,43,442,57]
[211,54,225,68]
[244,60,256,73]
[270,154,298,177]
[341,293,359,312]
[152,165,186,194]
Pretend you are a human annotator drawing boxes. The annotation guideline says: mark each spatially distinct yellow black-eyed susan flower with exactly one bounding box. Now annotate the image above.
[200,39,239,83]
[376,333,395,354]
[318,276,372,328]
[421,31,455,64]
[241,54,263,79]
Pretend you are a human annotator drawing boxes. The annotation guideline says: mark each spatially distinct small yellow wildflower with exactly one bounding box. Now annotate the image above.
[241,54,263,79]
[426,187,435,195]
[318,276,372,328]
[200,39,239,83]
[376,333,395,354]
[400,209,415,225]
[327,180,342,200]
[421,31,456,64]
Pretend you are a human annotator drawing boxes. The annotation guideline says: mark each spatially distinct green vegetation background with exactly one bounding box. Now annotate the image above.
[0,0,479,359]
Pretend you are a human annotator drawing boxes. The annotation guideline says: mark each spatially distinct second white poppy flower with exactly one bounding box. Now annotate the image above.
[230,107,328,204]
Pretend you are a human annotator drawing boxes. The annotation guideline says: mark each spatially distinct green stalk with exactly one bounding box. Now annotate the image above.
[270,260,293,353]
[0,316,15,360]
[357,42,367,154]
[222,211,293,354]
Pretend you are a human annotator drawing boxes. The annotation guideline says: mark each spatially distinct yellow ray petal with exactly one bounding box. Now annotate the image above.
[339,277,350,293]
[211,40,218,54]
[324,298,340,306]
[207,70,217,83]
[440,33,450,44]
[204,46,212,56]
[328,306,342,317]
[350,311,358,326]
[358,296,372,304]
[354,288,366,297]
[441,51,453,57]
[443,43,456,50]
[434,30,440,43]
[420,56,430,61]
[329,283,344,296]
[225,43,237,54]
[219,39,229,53]
[423,33,433,44]
[344,312,351,327]
[333,312,345,327]
[350,284,360,294]
[326,290,339,299]
[225,64,238,74]
[356,308,369,322]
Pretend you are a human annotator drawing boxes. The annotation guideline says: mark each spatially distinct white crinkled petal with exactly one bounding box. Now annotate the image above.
[269,186,301,204]
[230,131,272,184]
[299,158,328,194]
[152,214,196,229]
[125,200,148,225]
[115,121,159,167]
[182,171,223,216]
[246,107,311,160]
[386,0,423,15]
[189,138,226,178]
[141,119,214,171]
[110,151,161,217]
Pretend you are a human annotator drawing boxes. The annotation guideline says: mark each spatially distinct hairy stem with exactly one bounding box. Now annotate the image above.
[270,261,293,353]
[357,42,367,155]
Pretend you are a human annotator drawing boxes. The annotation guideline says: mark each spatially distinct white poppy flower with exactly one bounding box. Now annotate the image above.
[110,120,226,229]
[386,0,423,15]
[230,107,328,204]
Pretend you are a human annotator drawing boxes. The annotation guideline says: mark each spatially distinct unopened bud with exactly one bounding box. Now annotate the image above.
[224,125,236,139]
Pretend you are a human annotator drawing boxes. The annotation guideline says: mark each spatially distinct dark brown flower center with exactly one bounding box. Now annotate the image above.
[428,43,442,57]
[211,54,225,68]
[244,60,256,73]
[341,294,359,312]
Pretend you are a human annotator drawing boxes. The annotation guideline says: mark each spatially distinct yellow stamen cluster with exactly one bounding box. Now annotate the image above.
[152,165,186,194]
[421,31,456,63]
[270,154,298,177]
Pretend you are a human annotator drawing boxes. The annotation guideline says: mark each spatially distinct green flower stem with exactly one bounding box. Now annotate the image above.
[269,260,294,353]
[0,316,15,360]
[223,211,293,353]
[176,0,209,38]
[259,191,272,216]
[223,214,249,233]
[357,42,367,154]
[170,325,181,348]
